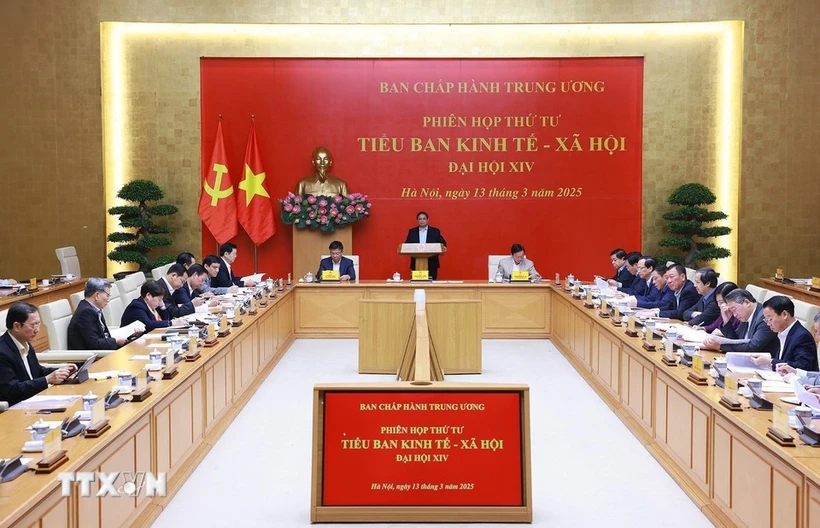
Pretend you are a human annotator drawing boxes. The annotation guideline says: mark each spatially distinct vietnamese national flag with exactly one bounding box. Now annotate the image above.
[198,121,238,243]
[237,121,276,246]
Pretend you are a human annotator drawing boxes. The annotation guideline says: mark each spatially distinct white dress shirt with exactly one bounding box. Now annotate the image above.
[418,227,428,244]
[9,333,33,380]
[333,261,341,272]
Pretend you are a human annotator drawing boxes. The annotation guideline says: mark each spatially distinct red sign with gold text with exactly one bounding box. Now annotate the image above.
[321,391,523,506]
[201,58,643,281]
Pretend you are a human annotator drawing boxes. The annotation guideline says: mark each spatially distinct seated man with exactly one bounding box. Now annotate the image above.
[121,281,188,331]
[156,263,196,318]
[67,277,130,350]
[608,251,641,290]
[684,267,720,326]
[0,302,75,406]
[316,241,356,282]
[176,252,196,271]
[173,264,209,304]
[609,248,632,285]
[654,265,700,320]
[619,257,655,298]
[702,289,779,355]
[200,255,239,297]
[749,295,818,371]
[630,265,675,311]
[212,243,256,288]
[496,243,542,283]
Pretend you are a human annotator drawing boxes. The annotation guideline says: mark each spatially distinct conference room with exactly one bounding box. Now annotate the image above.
[2,2,820,527]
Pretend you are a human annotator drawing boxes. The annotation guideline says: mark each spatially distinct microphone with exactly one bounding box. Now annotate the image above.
[0,402,8,413]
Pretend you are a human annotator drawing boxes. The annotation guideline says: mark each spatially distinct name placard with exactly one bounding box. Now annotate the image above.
[692,355,705,377]
[207,323,216,340]
[43,428,61,460]
[772,405,791,436]
[511,271,529,282]
[188,336,198,355]
[775,268,784,280]
[627,314,635,331]
[219,315,228,332]
[322,270,340,281]
[812,277,820,290]
[411,270,429,281]
[601,298,608,311]
[724,375,739,403]
[91,398,105,424]
[166,348,175,368]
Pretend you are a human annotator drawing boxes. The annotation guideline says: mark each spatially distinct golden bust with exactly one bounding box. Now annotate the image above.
[296,146,349,196]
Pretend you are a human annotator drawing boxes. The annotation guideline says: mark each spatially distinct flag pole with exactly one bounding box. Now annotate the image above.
[215,114,224,258]
[254,245,258,273]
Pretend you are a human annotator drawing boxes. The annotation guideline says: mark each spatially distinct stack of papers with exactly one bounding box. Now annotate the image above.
[11,395,80,410]
[241,273,266,283]
[110,320,145,340]
[726,352,771,374]
[679,327,710,344]
[594,277,616,297]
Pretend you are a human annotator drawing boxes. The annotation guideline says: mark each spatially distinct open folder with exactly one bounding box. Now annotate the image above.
[110,320,145,341]
[241,273,266,283]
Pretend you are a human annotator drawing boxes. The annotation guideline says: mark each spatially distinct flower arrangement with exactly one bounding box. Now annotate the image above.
[279,192,372,232]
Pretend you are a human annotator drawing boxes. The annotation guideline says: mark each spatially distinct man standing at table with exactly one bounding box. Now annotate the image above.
[405,211,447,280]
[0,302,75,406]
[496,243,541,282]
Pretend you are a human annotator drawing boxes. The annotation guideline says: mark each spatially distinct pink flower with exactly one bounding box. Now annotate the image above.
[329,209,337,217]
[345,205,355,214]
[366,202,372,208]
[320,215,328,224]
[308,211,316,219]
[319,207,327,215]
[364,211,369,216]
[284,204,293,212]
[333,195,343,203]
[335,217,341,223]
[292,205,301,214]
[307,195,317,204]
[319,199,328,207]
[355,204,364,212]
[295,195,304,202]
[306,220,311,225]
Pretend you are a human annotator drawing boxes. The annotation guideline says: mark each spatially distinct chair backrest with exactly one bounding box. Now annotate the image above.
[745,284,770,303]
[793,299,820,332]
[0,309,7,334]
[69,292,83,312]
[102,283,124,329]
[763,289,790,302]
[55,246,81,277]
[487,255,508,280]
[685,267,697,281]
[320,255,359,281]
[39,299,72,350]
[115,272,146,305]
[151,263,173,281]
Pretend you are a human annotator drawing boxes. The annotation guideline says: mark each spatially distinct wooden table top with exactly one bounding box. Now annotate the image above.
[761,277,820,306]
[0,279,87,309]
[295,279,553,288]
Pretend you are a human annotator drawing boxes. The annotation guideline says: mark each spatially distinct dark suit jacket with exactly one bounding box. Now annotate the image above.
[316,256,356,282]
[720,304,779,355]
[157,278,194,318]
[621,277,649,297]
[172,282,201,306]
[684,289,720,326]
[659,280,701,320]
[772,322,818,371]
[67,299,117,350]
[212,259,243,288]
[0,332,57,406]
[121,297,173,331]
[637,285,675,310]
[612,265,632,284]
[405,226,447,274]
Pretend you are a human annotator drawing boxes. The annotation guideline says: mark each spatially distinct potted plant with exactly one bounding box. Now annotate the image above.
[107,180,178,279]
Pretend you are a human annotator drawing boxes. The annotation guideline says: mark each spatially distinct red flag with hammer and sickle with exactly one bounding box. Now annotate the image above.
[198,120,238,243]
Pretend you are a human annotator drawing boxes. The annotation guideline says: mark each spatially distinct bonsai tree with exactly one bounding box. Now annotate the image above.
[107,180,179,273]
[657,183,731,268]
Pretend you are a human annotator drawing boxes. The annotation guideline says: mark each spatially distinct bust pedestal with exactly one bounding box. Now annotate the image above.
[292,226,353,280]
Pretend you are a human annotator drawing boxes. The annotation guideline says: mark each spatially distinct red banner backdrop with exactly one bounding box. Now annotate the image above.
[321,391,523,506]
[200,58,643,280]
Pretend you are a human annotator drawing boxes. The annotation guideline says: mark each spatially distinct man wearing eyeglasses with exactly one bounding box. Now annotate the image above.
[68,277,131,350]
[316,241,355,282]
[0,302,76,406]
[748,295,817,371]
[702,288,779,355]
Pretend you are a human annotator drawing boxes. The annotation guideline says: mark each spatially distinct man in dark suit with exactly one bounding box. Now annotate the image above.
[173,264,209,305]
[156,263,196,318]
[212,242,256,289]
[121,281,189,332]
[67,278,128,350]
[0,302,75,406]
[684,267,721,326]
[404,211,447,280]
[608,251,640,291]
[620,257,655,298]
[749,296,818,371]
[703,289,779,355]
[609,248,633,285]
[631,265,676,311]
[657,264,701,320]
[316,241,356,282]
